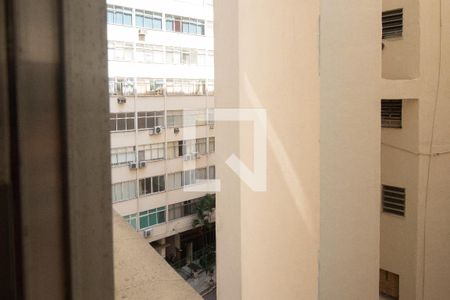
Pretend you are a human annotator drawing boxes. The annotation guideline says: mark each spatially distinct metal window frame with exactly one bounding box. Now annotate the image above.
[0,0,114,298]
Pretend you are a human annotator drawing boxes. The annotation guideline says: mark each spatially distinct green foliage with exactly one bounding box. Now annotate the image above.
[192,194,215,230]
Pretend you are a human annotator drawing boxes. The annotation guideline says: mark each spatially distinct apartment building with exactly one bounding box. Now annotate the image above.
[379,1,450,299]
[216,0,450,299]
[107,0,216,255]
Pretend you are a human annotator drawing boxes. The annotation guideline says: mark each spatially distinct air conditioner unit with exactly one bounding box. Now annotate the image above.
[183,154,192,161]
[154,126,162,134]
[139,161,146,168]
[128,162,137,169]
[117,96,126,104]
[193,152,200,159]
[143,228,152,238]
[174,127,180,134]
[138,29,146,41]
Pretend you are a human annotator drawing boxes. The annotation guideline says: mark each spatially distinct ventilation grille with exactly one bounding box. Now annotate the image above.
[382,185,405,216]
[382,8,403,39]
[381,100,402,128]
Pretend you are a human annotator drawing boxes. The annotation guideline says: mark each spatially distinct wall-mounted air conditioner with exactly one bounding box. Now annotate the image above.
[143,228,152,238]
[128,162,137,169]
[154,126,162,134]
[138,29,146,41]
[174,127,180,134]
[139,161,146,168]
[183,154,192,161]
[117,96,126,104]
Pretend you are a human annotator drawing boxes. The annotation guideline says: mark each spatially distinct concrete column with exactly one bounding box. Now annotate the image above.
[319,0,381,299]
[216,0,320,299]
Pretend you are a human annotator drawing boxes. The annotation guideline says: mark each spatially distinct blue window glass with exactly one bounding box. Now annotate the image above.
[124,13,132,26]
[182,22,189,33]
[149,213,157,226]
[157,211,165,223]
[144,17,152,28]
[136,15,144,27]
[115,12,123,24]
[189,23,196,34]
[166,20,173,31]
[140,215,148,229]
[107,11,114,24]
[153,19,162,30]
[198,25,204,35]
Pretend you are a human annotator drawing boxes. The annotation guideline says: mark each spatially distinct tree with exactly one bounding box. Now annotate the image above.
[192,194,214,231]
[192,194,215,274]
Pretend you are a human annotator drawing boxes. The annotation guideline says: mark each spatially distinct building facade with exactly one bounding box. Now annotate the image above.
[107,0,215,254]
[216,0,450,299]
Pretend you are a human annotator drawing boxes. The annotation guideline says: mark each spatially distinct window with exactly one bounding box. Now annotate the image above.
[166,47,182,64]
[382,8,403,39]
[196,138,207,154]
[108,41,134,61]
[168,199,200,220]
[112,180,137,202]
[207,50,214,66]
[107,5,133,26]
[166,79,206,96]
[181,48,198,65]
[110,113,135,132]
[135,10,162,30]
[167,141,181,159]
[135,44,164,63]
[167,110,183,128]
[139,207,166,229]
[139,175,165,196]
[124,214,137,229]
[109,77,135,96]
[209,137,215,153]
[207,80,214,96]
[167,172,183,190]
[380,269,400,300]
[382,185,406,216]
[183,169,197,186]
[136,78,164,96]
[381,100,402,128]
[196,167,207,180]
[168,110,208,128]
[165,15,182,32]
[180,140,196,157]
[208,166,216,179]
[137,111,164,129]
[166,15,204,35]
[207,108,215,125]
[111,147,136,166]
[138,143,165,161]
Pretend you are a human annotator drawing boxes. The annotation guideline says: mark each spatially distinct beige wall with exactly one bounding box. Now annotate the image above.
[380,1,450,299]
[215,0,320,299]
[320,0,381,299]
[382,0,420,80]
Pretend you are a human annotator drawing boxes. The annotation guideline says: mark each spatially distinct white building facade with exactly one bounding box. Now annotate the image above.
[107,0,215,245]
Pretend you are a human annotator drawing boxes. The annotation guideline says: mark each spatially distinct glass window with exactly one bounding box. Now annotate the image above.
[137,111,164,129]
[112,180,136,202]
[139,207,166,229]
[138,143,165,161]
[136,78,164,96]
[110,113,135,132]
[209,137,215,153]
[111,147,136,166]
